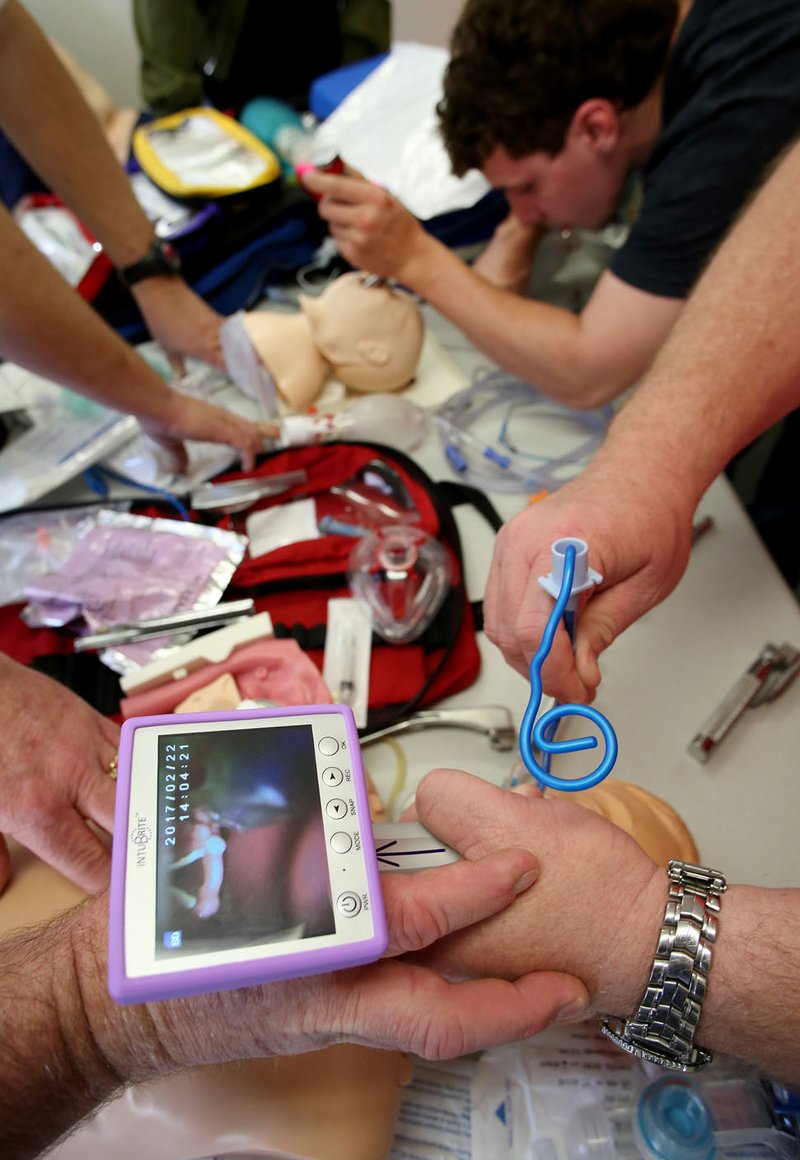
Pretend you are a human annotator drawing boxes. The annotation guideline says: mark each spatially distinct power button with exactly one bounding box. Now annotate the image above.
[337,892,362,917]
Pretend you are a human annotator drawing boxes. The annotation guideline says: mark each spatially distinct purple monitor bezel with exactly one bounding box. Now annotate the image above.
[108,704,388,1004]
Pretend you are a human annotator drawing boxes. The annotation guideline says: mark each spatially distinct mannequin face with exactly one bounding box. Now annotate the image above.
[241,310,328,410]
[239,273,425,410]
[300,273,424,392]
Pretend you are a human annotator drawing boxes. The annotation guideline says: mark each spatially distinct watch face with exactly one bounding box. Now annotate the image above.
[159,240,181,272]
[120,239,182,286]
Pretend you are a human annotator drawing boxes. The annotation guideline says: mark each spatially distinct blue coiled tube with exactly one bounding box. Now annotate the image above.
[83,464,190,521]
[519,543,618,791]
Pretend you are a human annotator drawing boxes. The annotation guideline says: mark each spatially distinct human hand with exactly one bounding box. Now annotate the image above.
[473,214,544,294]
[0,654,119,894]
[484,465,694,702]
[131,278,226,374]
[84,844,588,1074]
[140,391,273,473]
[410,769,664,1020]
[300,171,432,285]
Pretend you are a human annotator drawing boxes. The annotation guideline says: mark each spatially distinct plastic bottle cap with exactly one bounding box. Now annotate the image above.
[635,1077,716,1160]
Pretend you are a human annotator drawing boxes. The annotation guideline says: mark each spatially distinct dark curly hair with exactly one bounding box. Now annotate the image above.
[438,0,678,174]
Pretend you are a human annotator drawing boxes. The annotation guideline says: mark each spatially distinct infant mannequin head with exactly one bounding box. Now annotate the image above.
[241,310,328,411]
[241,273,424,410]
[300,273,424,393]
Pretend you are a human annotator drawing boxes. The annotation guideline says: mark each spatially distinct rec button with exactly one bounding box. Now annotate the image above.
[337,892,362,917]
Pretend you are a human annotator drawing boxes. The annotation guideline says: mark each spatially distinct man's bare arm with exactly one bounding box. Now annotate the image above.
[414,770,800,1084]
[485,137,800,697]
[0,205,269,468]
[0,0,226,369]
[0,0,152,267]
[303,171,682,407]
[589,141,800,505]
[0,850,587,1159]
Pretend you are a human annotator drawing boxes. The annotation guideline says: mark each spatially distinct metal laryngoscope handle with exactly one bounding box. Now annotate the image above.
[360,705,517,751]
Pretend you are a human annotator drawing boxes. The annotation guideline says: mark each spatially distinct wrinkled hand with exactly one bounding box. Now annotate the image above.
[135,843,589,1067]
[301,171,429,284]
[410,769,664,1019]
[484,466,693,702]
[131,278,225,374]
[0,654,119,894]
[140,391,273,474]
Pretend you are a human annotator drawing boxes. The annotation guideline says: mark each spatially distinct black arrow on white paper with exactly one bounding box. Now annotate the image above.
[374,837,451,868]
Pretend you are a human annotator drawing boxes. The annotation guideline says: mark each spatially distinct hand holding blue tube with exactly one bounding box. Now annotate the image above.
[519,539,618,791]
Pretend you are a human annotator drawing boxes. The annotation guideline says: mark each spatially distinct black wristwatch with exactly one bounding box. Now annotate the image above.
[118,238,182,287]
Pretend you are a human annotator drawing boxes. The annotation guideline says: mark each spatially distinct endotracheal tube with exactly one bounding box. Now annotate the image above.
[519,538,618,792]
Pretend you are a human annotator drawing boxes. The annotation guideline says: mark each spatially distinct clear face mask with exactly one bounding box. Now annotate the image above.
[348,524,451,643]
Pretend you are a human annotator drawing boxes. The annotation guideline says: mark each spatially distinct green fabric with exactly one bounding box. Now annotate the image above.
[134,0,390,116]
[340,0,391,65]
[134,0,250,115]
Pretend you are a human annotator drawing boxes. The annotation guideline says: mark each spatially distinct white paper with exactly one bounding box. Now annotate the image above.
[311,43,490,220]
[246,496,320,557]
[390,1057,478,1160]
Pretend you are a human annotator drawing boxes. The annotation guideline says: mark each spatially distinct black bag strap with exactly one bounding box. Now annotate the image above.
[425,477,503,633]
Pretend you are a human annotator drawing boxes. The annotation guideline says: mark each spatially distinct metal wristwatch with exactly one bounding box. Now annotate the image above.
[118,237,182,287]
[600,859,727,1071]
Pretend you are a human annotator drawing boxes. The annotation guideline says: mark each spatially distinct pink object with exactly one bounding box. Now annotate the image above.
[120,639,332,718]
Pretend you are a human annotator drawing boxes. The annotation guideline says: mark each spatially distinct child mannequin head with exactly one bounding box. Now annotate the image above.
[242,273,424,410]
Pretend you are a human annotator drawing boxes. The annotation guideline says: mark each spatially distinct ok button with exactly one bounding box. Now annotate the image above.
[326,798,348,820]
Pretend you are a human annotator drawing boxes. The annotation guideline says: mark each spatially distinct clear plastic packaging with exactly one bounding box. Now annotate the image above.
[329,458,420,528]
[565,1075,800,1160]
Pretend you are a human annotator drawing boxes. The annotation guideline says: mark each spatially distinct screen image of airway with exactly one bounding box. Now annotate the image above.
[157,725,335,953]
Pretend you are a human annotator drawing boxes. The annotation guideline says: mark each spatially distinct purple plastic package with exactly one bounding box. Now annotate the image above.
[22,510,247,672]
[108,704,388,1003]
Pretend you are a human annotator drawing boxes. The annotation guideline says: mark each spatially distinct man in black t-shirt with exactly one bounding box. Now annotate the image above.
[305,0,800,409]
[303,0,800,585]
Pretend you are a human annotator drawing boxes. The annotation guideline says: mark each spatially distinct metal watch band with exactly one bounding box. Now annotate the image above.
[601,859,727,1071]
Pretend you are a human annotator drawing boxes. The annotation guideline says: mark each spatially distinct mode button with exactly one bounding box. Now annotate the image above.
[329,831,353,854]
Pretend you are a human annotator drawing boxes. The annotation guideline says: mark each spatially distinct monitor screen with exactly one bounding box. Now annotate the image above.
[154,724,334,960]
